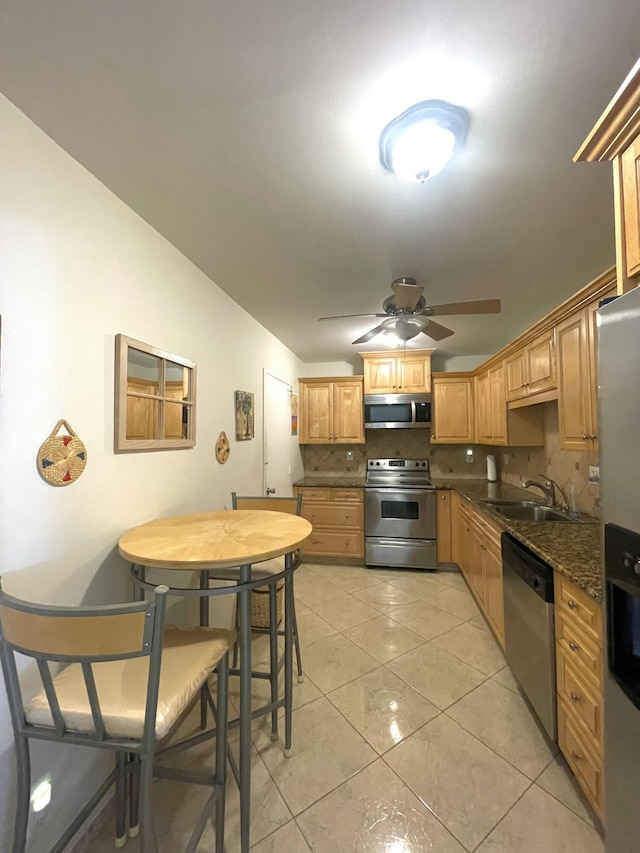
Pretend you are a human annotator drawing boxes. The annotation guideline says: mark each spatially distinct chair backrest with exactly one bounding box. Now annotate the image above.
[0,580,168,743]
[231,492,302,516]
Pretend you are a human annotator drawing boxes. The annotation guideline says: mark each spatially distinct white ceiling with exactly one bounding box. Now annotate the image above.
[2,1,639,366]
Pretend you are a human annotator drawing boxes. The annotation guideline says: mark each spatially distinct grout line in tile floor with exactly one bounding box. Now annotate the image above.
[254,565,604,844]
[70,564,603,853]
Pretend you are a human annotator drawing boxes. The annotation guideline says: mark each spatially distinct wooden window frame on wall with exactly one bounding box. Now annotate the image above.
[115,334,197,452]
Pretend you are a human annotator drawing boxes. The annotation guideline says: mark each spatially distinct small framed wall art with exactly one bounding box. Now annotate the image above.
[235,390,254,440]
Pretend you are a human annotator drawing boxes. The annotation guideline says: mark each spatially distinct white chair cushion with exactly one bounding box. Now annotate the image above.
[24,625,235,741]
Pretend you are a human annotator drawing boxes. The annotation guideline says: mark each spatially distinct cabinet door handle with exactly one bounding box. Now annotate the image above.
[571,750,583,762]
[569,641,580,652]
[567,599,577,610]
[582,434,588,440]
[570,691,582,703]
[440,494,446,501]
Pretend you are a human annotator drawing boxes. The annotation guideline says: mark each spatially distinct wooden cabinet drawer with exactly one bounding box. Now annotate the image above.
[557,650,603,745]
[296,487,331,502]
[558,700,604,816]
[302,503,363,529]
[556,611,602,686]
[331,488,363,503]
[304,530,363,557]
[556,575,602,643]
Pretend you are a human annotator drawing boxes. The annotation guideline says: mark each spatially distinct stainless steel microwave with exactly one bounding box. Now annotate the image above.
[364,393,432,429]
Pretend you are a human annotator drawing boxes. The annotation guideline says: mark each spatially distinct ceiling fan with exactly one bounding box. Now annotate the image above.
[319,277,501,344]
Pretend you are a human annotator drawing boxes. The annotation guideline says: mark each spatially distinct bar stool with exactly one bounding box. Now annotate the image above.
[199,493,304,750]
[0,580,235,853]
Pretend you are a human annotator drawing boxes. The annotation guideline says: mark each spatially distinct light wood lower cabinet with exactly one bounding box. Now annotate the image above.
[452,495,504,647]
[554,574,604,819]
[436,490,452,562]
[294,486,364,559]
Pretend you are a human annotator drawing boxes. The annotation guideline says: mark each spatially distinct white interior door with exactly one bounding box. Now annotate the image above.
[263,371,294,497]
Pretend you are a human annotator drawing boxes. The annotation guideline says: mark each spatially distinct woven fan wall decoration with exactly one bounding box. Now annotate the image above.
[37,420,87,486]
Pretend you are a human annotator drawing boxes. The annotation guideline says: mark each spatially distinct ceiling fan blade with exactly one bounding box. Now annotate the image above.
[391,281,424,310]
[319,313,387,321]
[425,299,502,316]
[352,323,387,344]
[420,320,455,341]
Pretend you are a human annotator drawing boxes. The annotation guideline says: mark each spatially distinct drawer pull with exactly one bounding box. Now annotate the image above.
[570,691,582,703]
[312,492,317,496]
[311,538,318,544]
[345,540,350,545]
[567,599,577,609]
[571,750,583,762]
[569,641,580,652]
[311,512,316,517]
[345,514,350,519]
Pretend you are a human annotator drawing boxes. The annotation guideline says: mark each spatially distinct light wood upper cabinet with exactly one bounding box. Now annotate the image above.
[575,58,640,293]
[299,377,364,444]
[505,329,556,402]
[556,291,614,453]
[361,349,434,394]
[362,355,397,394]
[475,365,506,445]
[431,374,474,444]
[621,137,640,278]
[557,310,592,451]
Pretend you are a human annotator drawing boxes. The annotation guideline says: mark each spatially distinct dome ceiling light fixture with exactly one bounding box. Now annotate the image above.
[379,99,470,183]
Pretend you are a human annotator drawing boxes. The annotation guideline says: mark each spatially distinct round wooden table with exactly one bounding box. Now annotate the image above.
[118,510,312,853]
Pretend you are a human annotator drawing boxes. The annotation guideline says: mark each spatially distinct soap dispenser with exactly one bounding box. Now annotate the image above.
[567,484,579,519]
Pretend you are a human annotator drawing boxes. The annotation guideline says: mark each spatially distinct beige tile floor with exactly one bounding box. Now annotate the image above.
[76,562,605,852]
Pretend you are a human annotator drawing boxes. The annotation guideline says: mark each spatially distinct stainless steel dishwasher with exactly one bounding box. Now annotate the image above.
[502,533,557,741]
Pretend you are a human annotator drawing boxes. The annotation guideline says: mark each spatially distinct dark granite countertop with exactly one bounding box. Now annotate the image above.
[434,478,602,603]
[294,476,366,488]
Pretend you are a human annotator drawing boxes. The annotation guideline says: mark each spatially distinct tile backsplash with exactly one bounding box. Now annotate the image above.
[500,402,599,516]
[302,400,599,516]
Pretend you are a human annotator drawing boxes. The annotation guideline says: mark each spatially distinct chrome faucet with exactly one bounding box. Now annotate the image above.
[521,475,569,512]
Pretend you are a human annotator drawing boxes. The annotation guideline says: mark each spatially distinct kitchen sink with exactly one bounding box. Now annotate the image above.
[490,504,579,523]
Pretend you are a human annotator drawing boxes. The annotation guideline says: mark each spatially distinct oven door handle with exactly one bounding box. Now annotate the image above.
[365,488,434,496]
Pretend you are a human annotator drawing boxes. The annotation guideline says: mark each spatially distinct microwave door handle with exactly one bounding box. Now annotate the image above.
[411,401,416,425]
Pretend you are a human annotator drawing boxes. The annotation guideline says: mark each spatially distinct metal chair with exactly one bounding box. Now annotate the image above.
[219,493,304,750]
[0,581,235,853]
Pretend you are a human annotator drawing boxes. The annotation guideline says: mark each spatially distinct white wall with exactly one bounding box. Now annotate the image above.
[300,361,357,377]
[0,95,304,851]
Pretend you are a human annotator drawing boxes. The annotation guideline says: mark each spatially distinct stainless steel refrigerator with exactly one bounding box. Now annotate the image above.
[598,285,640,852]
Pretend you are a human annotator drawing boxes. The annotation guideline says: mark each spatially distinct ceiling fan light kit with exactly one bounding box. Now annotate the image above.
[379,100,470,183]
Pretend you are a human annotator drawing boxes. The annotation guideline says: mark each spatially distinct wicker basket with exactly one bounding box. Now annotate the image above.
[251,581,284,629]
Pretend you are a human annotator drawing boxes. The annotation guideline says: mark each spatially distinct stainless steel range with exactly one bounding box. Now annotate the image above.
[364,458,437,570]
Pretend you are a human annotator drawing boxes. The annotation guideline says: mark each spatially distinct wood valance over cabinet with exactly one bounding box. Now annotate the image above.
[299,377,364,444]
[575,58,640,294]
[360,349,434,394]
